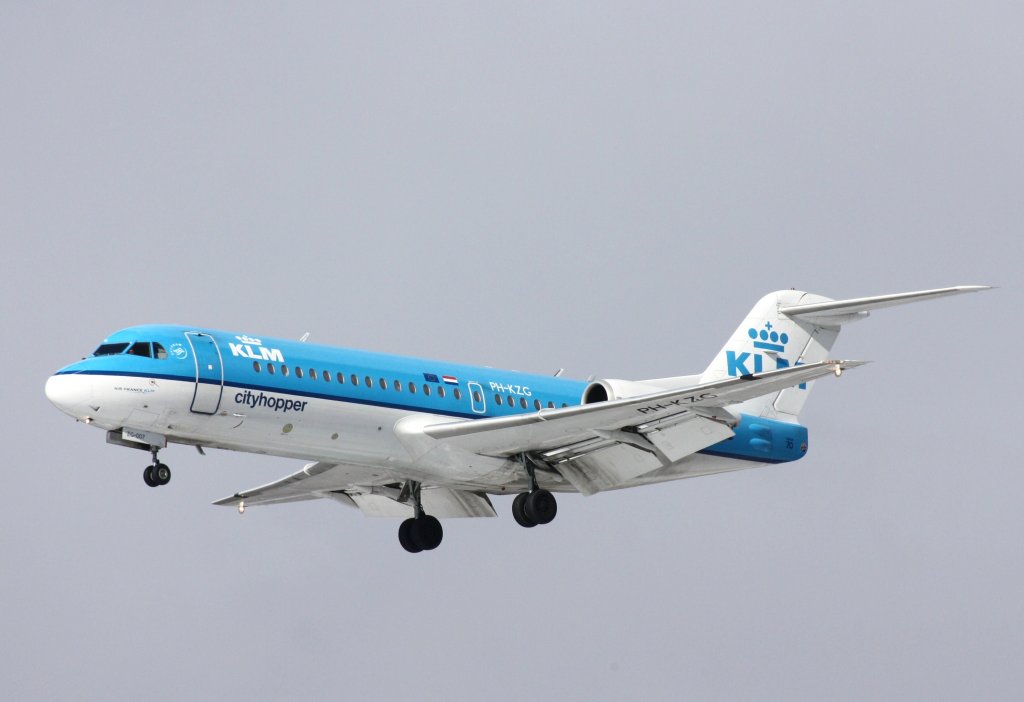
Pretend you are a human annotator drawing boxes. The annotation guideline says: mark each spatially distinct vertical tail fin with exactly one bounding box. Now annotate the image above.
[700,286,990,421]
[701,290,838,421]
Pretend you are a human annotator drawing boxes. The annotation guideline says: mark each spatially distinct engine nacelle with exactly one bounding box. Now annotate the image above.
[581,378,666,404]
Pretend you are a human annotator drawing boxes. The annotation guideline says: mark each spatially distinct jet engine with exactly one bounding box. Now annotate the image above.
[580,379,666,404]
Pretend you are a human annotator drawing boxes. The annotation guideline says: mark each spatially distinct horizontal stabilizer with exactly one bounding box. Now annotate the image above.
[779,285,991,325]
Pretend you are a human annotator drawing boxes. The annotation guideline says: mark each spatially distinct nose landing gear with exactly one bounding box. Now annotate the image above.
[143,446,171,487]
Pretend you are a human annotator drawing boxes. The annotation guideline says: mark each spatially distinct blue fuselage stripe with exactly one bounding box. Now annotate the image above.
[57,324,809,465]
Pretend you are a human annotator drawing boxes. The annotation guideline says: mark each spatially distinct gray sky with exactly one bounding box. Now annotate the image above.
[2,3,1020,700]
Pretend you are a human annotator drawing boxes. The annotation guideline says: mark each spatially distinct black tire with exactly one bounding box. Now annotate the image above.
[153,463,171,485]
[143,466,158,488]
[398,518,423,553]
[512,492,537,528]
[412,515,443,551]
[525,489,557,525]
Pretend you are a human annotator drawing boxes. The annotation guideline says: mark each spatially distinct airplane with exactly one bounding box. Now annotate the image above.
[45,285,989,553]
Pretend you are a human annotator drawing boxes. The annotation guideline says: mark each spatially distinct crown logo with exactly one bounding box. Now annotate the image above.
[747,322,788,352]
[235,335,262,345]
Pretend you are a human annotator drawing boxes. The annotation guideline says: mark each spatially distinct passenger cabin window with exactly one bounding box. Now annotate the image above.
[323,370,331,382]
[93,342,128,356]
[295,367,303,379]
[281,365,290,377]
[364,376,372,388]
[350,374,358,385]
[379,378,387,390]
[453,388,462,400]
[534,399,541,410]
[253,361,261,372]
[408,382,416,394]
[309,369,317,380]
[438,387,445,398]
[520,397,528,409]
[268,364,276,375]
[393,380,402,391]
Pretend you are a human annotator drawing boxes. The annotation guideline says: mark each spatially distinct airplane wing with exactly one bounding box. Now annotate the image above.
[424,359,863,455]
[216,360,860,507]
[213,461,497,518]
[422,359,863,495]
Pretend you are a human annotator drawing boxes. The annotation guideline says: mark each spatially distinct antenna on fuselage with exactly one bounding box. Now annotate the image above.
[299,332,311,343]
[553,368,564,377]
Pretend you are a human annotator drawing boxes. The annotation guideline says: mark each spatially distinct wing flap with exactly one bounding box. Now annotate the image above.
[349,488,496,518]
[540,414,736,495]
[556,443,662,496]
[644,414,736,463]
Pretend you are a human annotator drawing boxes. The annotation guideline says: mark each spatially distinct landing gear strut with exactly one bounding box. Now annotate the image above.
[143,446,171,487]
[512,454,557,528]
[397,481,443,553]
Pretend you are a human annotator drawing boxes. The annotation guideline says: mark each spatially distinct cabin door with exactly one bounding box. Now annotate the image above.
[185,332,224,414]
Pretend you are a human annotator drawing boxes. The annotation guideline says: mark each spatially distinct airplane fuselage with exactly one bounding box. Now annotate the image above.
[45,324,806,495]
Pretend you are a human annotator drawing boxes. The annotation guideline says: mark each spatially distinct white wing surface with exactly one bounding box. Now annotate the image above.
[215,360,861,508]
[213,461,497,518]
[423,360,863,455]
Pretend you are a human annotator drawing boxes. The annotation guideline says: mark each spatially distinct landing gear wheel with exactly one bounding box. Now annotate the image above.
[525,489,557,525]
[398,518,423,553]
[153,463,171,486]
[512,492,537,528]
[411,515,443,551]
[143,466,158,487]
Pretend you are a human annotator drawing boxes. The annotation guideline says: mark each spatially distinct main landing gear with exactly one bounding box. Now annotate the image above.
[512,489,557,528]
[397,481,443,553]
[511,454,558,528]
[143,446,171,488]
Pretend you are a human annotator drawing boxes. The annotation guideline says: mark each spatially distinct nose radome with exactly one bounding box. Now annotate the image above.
[45,373,90,417]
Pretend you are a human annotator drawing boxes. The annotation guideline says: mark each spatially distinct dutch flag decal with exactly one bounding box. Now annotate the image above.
[442,375,458,385]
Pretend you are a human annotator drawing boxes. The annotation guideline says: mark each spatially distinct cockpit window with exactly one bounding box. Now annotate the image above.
[93,341,168,359]
[93,343,129,356]
[126,342,152,358]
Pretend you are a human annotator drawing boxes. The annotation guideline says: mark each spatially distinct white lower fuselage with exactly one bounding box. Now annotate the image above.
[46,371,761,495]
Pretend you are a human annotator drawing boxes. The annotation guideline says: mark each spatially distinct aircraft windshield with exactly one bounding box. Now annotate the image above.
[93,341,168,359]
[93,343,129,356]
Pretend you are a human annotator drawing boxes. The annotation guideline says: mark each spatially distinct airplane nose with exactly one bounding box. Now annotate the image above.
[45,373,91,417]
